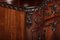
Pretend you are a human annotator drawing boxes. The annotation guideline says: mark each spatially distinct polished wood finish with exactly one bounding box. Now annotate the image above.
[0,0,60,40]
[0,6,25,40]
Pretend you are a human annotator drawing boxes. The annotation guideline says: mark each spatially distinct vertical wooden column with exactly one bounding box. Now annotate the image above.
[0,6,6,40]
[16,10,25,40]
[5,7,17,40]
[45,26,53,40]
[44,19,54,40]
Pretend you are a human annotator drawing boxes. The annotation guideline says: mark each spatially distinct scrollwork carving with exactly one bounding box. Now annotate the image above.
[24,5,38,28]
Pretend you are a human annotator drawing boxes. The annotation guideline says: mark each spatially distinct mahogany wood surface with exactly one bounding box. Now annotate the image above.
[0,6,25,40]
[0,0,60,40]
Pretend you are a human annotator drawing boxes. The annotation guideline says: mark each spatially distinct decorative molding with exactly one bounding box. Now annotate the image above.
[24,6,38,28]
[0,2,22,10]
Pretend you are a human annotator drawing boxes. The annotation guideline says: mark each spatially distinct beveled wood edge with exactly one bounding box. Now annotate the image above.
[0,2,39,11]
[0,2,23,11]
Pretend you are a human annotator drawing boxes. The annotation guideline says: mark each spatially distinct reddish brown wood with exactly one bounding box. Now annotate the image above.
[0,6,25,40]
[0,0,60,40]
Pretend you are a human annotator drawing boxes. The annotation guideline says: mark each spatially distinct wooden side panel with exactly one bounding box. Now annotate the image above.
[0,6,6,40]
[5,7,17,40]
[16,11,25,40]
[0,6,25,40]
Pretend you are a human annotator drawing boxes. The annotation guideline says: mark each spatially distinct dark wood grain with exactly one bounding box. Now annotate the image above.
[0,6,25,40]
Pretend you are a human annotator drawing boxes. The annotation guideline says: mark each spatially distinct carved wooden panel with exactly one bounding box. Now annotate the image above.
[0,0,60,40]
[25,0,60,40]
